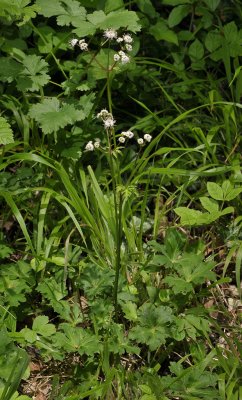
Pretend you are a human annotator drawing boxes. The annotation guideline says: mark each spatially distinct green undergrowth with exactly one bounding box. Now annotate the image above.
[0,0,241,399]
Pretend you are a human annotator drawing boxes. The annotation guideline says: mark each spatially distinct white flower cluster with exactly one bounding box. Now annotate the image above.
[97,108,116,129]
[102,29,133,65]
[137,134,152,145]
[85,139,100,151]
[84,110,152,152]
[69,38,88,51]
[118,130,134,144]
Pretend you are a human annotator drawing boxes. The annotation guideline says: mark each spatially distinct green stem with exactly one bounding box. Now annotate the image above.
[113,192,123,321]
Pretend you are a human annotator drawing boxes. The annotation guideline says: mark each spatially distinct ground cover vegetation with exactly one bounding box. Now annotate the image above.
[0,0,241,398]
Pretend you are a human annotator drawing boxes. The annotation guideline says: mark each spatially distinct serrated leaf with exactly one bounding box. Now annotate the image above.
[205,31,221,53]
[203,0,220,11]
[224,21,238,43]
[57,0,86,26]
[20,327,37,343]
[0,244,14,259]
[0,117,14,145]
[207,182,224,200]
[175,207,211,225]
[129,304,174,350]
[0,57,23,83]
[105,0,124,13]
[168,5,190,28]
[188,39,204,60]
[136,0,157,18]
[200,197,218,213]
[35,0,64,17]
[87,10,141,32]
[16,55,50,92]
[164,276,193,294]
[73,21,96,36]
[56,323,101,355]
[121,301,138,321]
[29,98,85,134]
[149,20,178,45]
[32,315,56,337]
[221,180,242,201]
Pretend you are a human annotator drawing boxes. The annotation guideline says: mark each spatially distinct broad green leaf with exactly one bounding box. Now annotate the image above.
[105,0,124,13]
[29,98,85,134]
[149,21,178,45]
[222,180,242,201]
[87,10,141,32]
[224,21,238,43]
[203,0,220,11]
[57,0,86,26]
[199,197,219,213]
[121,301,138,321]
[207,182,224,200]
[0,117,14,145]
[205,31,221,53]
[32,315,56,337]
[73,21,96,36]
[55,323,101,356]
[163,276,193,294]
[175,207,211,225]
[168,5,190,28]
[136,0,157,18]
[35,0,64,17]
[16,54,50,92]
[0,57,23,83]
[188,39,204,60]
[0,244,13,259]
[20,327,37,343]
[129,303,174,350]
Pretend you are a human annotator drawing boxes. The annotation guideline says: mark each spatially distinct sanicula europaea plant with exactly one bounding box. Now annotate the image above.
[0,1,241,398]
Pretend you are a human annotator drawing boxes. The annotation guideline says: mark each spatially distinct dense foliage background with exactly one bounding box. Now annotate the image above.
[0,0,241,399]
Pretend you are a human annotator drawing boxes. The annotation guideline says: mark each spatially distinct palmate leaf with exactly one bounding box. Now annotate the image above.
[0,58,23,83]
[86,10,141,32]
[16,54,50,92]
[0,0,39,24]
[55,323,101,356]
[36,0,86,26]
[0,117,14,145]
[129,303,174,351]
[29,98,85,134]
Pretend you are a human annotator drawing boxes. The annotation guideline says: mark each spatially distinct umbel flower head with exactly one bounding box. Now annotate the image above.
[103,28,117,40]
[69,38,78,47]
[85,141,94,151]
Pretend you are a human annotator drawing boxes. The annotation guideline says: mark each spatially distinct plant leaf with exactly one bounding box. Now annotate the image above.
[29,98,85,134]
[168,5,190,28]
[0,117,14,145]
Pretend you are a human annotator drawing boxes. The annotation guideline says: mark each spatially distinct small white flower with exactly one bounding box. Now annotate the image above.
[114,53,120,62]
[97,109,109,119]
[103,28,117,40]
[126,130,134,138]
[118,136,126,143]
[144,134,152,142]
[137,138,144,145]
[121,54,130,64]
[125,44,133,52]
[116,37,123,43]
[123,34,133,43]
[94,141,100,148]
[79,41,88,51]
[104,117,116,129]
[85,141,94,151]
[69,38,78,47]
[118,50,126,57]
